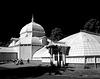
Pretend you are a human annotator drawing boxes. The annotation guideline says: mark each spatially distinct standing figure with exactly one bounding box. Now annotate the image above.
[27,58,30,63]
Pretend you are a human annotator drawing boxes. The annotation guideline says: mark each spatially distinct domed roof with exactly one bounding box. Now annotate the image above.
[59,31,100,56]
[20,17,45,37]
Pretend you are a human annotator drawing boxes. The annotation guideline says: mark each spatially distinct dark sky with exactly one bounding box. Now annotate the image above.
[0,1,100,42]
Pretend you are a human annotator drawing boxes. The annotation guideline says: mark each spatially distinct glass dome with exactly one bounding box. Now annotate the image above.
[20,21,45,38]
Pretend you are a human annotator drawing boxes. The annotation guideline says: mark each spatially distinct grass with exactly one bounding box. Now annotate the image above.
[0,62,100,79]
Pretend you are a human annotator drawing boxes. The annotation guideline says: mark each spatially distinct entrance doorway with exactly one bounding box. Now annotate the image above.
[46,45,70,67]
[53,52,63,67]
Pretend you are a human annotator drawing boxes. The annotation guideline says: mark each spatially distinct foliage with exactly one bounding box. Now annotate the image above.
[50,28,64,41]
[0,42,6,47]
[0,40,12,47]
[84,19,100,33]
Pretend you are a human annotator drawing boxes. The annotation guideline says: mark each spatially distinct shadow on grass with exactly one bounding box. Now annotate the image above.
[0,65,65,79]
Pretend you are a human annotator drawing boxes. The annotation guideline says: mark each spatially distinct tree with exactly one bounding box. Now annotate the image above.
[0,42,6,47]
[84,19,100,33]
[50,28,63,41]
[0,40,12,47]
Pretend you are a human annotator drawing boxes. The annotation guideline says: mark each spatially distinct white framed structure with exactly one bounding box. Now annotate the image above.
[59,31,100,68]
[0,47,17,62]
[8,17,48,61]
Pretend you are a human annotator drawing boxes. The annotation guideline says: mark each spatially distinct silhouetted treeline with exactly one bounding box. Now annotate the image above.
[83,18,100,33]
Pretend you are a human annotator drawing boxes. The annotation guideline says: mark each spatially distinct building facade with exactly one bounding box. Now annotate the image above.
[1,17,100,68]
[9,17,49,61]
[59,31,100,68]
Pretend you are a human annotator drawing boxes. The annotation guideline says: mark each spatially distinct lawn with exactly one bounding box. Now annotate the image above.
[0,62,100,79]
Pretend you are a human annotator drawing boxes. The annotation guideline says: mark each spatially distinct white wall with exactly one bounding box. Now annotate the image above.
[96,57,100,63]
[20,46,32,60]
[66,56,100,64]
[42,58,50,63]
[66,57,85,63]
[86,57,95,63]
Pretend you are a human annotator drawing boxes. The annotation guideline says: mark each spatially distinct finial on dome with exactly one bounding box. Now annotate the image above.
[31,14,34,23]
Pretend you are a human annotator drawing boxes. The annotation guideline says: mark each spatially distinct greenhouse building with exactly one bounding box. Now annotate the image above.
[59,31,100,68]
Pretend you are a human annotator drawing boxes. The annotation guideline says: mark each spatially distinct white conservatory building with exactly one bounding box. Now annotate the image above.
[8,17,49,61]
[59,31,100,68]
[1,16,100,68]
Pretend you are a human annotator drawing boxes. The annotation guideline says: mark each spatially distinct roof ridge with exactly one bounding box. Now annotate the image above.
[80,30,100,36]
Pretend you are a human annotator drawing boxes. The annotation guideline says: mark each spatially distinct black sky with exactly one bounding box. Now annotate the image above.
[0,1,100,42]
